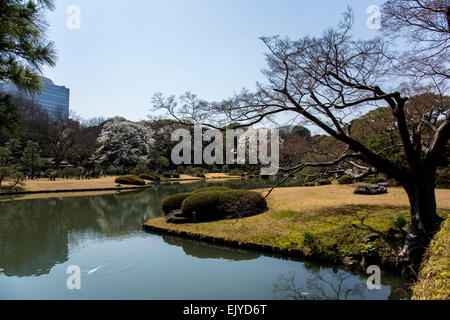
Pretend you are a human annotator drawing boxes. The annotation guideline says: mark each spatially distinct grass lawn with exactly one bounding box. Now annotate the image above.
[413,218,450,300]
[144,184,450,272]
[5,173,240,194]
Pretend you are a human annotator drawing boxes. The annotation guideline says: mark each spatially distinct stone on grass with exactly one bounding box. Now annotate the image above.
[314,179,331,186]
[362,233,381,243]
[354,184,387,195]
[165,210,190,224]
[377,182,391,188]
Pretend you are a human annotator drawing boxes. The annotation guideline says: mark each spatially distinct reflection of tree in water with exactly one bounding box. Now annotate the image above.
[0,199,70,277]
[273,259,412,300]
[273,269,366,300]
[162,235,261,261]
[0,179,301,278]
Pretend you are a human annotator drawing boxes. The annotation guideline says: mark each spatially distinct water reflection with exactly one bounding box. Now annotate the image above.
[273,270,366,300]
[162,235,261,261]
[272,261,411,300]
[0,179,411,300]
[0,179,290,277]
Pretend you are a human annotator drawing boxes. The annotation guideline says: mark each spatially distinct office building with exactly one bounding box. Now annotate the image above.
[0,77,70,118]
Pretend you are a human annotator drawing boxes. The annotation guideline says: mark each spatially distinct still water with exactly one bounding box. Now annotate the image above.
[0,179,410,299]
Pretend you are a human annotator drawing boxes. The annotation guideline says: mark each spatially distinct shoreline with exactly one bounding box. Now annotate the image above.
[143,185,450,277]
[0,173,242,198]
[0,185,152,197]
[142,221,401,275]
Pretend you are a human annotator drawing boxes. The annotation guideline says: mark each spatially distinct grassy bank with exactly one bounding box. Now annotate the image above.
[144,185,450,274]
[0,173,241,196]
[412,218,450,300]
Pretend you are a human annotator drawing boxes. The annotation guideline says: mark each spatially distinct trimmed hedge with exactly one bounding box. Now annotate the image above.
[115,175,146,186]
[139,173,160,182]
[162,186,267,222]
[338,175,353,184]
[191,186,231,194]
[181,191,220,220]
[181,190,267,221]
[162,192,192,215]
[162,187,231,215]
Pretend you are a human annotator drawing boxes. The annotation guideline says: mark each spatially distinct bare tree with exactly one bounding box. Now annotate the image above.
[382,0,449,84]
[152,7,449,277]
[44,115,79,166]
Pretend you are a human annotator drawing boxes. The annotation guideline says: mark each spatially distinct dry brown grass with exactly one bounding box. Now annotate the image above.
[18,173,240,193]
[22,176,126,192]
[257,184,450,211]
[0,190,119,201]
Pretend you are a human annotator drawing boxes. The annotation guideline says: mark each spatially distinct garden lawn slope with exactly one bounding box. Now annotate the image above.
[412,218,450,300]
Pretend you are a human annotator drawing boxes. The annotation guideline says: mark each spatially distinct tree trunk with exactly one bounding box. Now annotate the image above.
[398,173,443,279]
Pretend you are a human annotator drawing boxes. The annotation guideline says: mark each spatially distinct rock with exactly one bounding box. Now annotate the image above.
[343,256,358,266]
[360,256,367,269]
[377,182,391,187]
[362,233,381,243]
[165,210,190,224]
[387,227,406,241]
[354,184,387,195]
[315,179,331,186]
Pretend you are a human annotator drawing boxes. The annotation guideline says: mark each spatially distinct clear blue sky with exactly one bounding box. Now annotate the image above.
[43,0,384,121]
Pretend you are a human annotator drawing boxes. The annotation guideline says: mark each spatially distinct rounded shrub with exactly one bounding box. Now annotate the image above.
[191,186,231,194]
[162,172,172,178]
[139,174,151,180]
[162,192,192,215]
[181,191,220,220]
[338,175,353,184]
[115,175,146,186]
[181,190,267,221]
[216,190,268,219]
[172,173,180,178]
[392,215,408,229]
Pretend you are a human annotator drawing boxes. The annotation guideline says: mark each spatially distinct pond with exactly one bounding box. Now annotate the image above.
[0,179,411,299]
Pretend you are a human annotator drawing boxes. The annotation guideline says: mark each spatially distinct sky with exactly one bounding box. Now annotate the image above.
[43,0,385,122]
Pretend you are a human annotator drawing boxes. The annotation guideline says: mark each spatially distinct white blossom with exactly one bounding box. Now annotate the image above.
[91,117,154,169]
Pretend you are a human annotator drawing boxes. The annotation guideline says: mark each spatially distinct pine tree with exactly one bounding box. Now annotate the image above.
[21,140,40,177]
[0,0,57,137]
